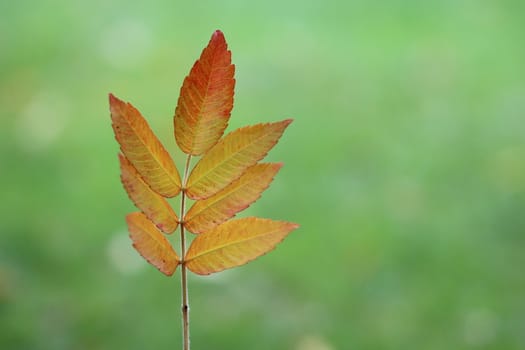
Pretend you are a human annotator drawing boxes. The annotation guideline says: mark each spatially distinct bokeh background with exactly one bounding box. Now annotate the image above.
[1,0,524,349]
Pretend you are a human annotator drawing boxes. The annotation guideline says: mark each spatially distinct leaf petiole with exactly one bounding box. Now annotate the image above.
[179,154,192,350]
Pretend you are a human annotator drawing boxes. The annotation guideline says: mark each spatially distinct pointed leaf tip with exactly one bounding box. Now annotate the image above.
[281,118,293,127]
[212,29,225,40]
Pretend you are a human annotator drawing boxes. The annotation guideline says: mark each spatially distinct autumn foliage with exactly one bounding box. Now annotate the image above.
[109,30,298,278]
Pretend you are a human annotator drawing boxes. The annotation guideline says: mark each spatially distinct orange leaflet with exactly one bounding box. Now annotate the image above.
[127,212,180,276]
[174,30,235,156]
[110,94,181,197]
[119,154,179,234]
[185,217,299,275]
[185,120,292,200]
[184,163,282,234]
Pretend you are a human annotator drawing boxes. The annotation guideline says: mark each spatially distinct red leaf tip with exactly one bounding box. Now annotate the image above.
[213,29,224,38]
[210,30,227,46]
[109,93,125,109]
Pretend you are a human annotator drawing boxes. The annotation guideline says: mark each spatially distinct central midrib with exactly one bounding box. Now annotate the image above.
[189,49,230,152]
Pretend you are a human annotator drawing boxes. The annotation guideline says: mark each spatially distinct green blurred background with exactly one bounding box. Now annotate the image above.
[1,0,524,349]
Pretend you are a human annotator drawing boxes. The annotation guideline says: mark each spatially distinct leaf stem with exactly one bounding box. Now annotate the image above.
[180,154,192,350]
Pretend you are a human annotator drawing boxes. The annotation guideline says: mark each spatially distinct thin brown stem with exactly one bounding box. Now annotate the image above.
[180,154,192,350]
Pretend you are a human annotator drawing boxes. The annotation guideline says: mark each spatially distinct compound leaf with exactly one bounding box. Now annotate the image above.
[186,120,292,200]
[185,163,282,234]
[185,217,299,275]
[127,212,180,276]
[119,153,179,234]
[174,30,235,155]
[110,93,182,197]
